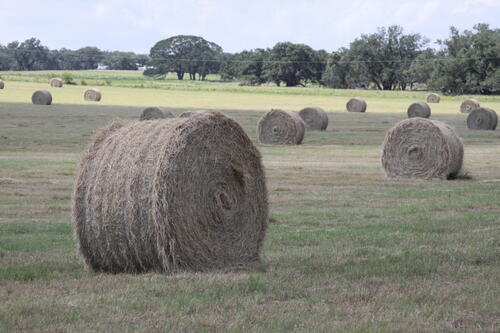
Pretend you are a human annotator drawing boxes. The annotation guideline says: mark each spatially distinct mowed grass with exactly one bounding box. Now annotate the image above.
[1,87,500,331]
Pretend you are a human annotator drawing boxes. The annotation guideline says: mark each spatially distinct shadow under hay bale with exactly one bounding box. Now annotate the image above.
[50,78,63,88]
[257,109,305,145]
[466,108,497,130]
[381,118,463,179]
[460,99,480,114]
[0,80,4,89]
[426,93,440,103]
[73,111,268,274]
[140,107,175,121]
[84,88,102,102]
[407,102,431,118]
[32,90,52,105]
[298,107,328,131]
[346,97,367,112]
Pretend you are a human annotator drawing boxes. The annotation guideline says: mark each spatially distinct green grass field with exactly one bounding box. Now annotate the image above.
[0,74,499,332]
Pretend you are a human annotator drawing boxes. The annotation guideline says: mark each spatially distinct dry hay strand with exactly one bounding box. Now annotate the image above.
[257,109,305,145]
[298,107,328,130]
[50,78,63,88]
[140,107,175,121]
[179,110,210,118]
[426,93,440,103]
[460,99,480,114]
[72,111,268,273]
[84,88,102,102]
[346,97,367,112]
[32,90,52,105]
[381,118,463,179]
[466,108,498,130]
[407,102,431,118]
[0,80,4,89]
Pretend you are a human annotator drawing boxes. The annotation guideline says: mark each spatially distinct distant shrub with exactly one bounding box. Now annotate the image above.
[80,80,87,86]
[105,80,112,86]
[62,73,75,85]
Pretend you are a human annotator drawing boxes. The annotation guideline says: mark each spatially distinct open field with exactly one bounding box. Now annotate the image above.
[1,80,500,332]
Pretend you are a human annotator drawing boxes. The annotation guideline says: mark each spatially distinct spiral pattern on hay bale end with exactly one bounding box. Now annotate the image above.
[407,102,431,118]
[381,118,463,179]
[50,78,63,88]
[31,90,52,105]
[298,107,328,130]
[460,99,480,114]
[84,88,102,102]
[426,93,440,103]
[466,108,497,130]
[0,80,4,89]
[72,111,268,273]
[257,109,305,145]
[346,98,367,112]
[140,107,175,121]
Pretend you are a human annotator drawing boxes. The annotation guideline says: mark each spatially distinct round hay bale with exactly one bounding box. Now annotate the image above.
[426,93,440,103]
[179,110,209,118]
[460,99,480,114]
[0,80,4,89]
[381,118,463,179]
[466,108,498,130]
[50,78,63,88]
[298,107,328,130]
[31,90,52,105]
[407,102,431,118]
[72,111,268,273]
[346,97,367,113]
[84,88,102,102]
[140,107,175,121]
[257,109,305,145]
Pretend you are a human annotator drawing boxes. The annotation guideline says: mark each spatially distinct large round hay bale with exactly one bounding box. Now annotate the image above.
[179,110,210,118]
[50,78,63,88]
[0,80,4,89]
[426,93,440,103]
[466,108,498,130]
[73,112,268,273]
[140,107,175,121]
[257,109,305,145]
[84,88,102,102]
[31,90,52,105]
[407,102,431,118]
[346,97,367,112]
[298,107,328,130]
[460,99,480,114]
[381,118,463,179]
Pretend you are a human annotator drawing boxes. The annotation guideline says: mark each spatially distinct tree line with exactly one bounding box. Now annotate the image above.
[0,23,498,94]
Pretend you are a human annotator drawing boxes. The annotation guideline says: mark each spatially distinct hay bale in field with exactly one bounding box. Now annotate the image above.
[257,109,305,145]
[407,102,431,118]
[466,108,497,130]
[298,107,328,130]
[381,118,463,179]
[460,99,480,114]
[31,90,52,105]
[50,78,63,88]
[140,107,175,121]
[0,80,4,89]
[72,111,268,273]
[84,88,102,102]
[426,93,440,103]
[346,97,367,113]
[178,110,209,118]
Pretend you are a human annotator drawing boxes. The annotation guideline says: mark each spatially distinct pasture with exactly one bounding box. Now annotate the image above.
[0,75,499,332]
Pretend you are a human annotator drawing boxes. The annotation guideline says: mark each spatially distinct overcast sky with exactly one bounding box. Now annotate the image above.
[0,0,498,54]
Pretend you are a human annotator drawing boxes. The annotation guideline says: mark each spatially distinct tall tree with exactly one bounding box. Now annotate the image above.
[148,35,223,80]
[7,38,49,70]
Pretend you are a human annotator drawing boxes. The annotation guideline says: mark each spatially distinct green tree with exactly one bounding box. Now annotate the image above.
[7,38,49,70]
[264,42,321,87]
[406,48,436,89]
[429,24,500,94]
[322,48,369,89]
[349,26,426,90]
[148,35,223,80]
